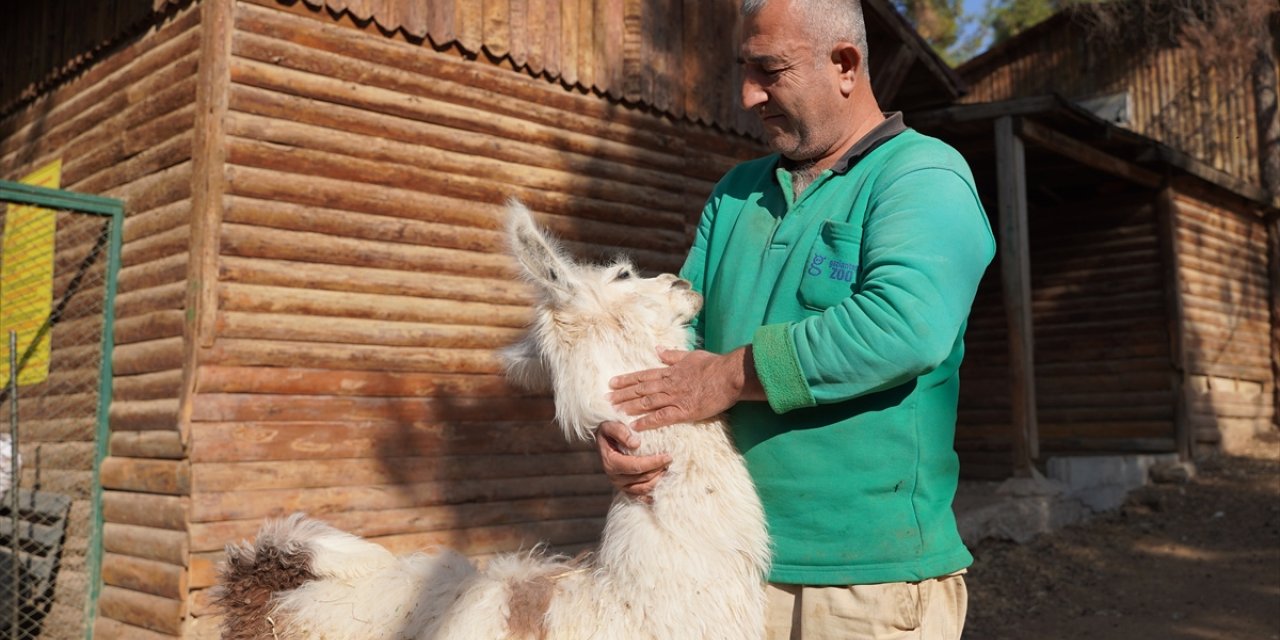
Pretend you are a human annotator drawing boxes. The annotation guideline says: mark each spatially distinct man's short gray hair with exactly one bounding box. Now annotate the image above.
[741,0,870,70]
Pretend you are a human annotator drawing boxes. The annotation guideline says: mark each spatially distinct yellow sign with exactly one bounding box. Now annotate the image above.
[1,160,61,386]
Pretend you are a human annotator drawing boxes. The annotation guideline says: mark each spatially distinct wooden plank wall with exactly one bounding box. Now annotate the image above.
[180,0,757,629]
[1171,183,1275,450]
[0,6,200,639]
[958,192,1176,476]
[960,18,1262,190]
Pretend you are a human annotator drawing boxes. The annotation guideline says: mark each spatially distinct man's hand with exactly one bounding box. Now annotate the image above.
[595,420,671,499]
[607,346,764,430]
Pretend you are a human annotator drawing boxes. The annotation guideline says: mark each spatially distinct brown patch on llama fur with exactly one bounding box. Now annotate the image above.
[507,574,557,640]
[214,539,318,640]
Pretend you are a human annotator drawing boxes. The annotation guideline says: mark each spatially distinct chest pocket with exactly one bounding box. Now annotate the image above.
[798,220,863,311]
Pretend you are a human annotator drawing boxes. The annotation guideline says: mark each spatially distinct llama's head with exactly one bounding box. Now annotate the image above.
[501,200,702,441]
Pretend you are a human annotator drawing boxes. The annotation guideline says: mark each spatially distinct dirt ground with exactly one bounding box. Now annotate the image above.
[963,431,1280,640]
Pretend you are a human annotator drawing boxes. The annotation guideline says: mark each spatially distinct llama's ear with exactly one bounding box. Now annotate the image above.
[506,199,574,297]
[500,337,553,392]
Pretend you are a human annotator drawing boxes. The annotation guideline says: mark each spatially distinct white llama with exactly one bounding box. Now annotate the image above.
[215,201,769,640]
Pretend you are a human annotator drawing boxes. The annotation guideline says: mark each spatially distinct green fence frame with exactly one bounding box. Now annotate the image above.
[0,180,123,640]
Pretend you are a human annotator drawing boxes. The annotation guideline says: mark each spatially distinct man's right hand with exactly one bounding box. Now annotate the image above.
[595,420,671,500]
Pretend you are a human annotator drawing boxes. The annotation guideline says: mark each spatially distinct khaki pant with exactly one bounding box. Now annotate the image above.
[764,572,968,640]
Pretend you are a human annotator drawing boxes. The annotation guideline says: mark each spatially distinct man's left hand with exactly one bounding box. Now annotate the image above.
[608,347,761,430]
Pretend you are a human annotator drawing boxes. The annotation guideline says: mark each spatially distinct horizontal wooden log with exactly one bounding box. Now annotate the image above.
[190,462,607,518]
[228,81,712,198]
[0,6,199,152]
[219,254,531,306]
[11,417,96,443]
[189,494,613,553]
[109,431,185,460]
[109,398,181,431]
[16,470,93,499]
[102,490,187,530]
[102,552,187,599]
[117,251,190,296]
[14,441,95,470]
[188,419,583,463]
[203,339,505,375]
[113,336,185,376]
[112,369,184,402]
[188,587,219,619]
[216,311,522,350]
[114,281,187,320]
[2,50,199,181]
[220,220,516,279]
[234,0,754,166]
[223,166,685,274]
[114,309,186,347]
[103,522,188,568]
[190,392,547,423]
[121,198,191,245]
[108,161,194,226]
[377,516,606,556]
[101,457,190,495]
[229,29,690,178]
[195,365,519,398]
[72,129,195,199]
[218,281,528,328]
[64,91,199,188]
[224,111,696,230]
[223,192,506,254]
[96,585,183,636]
[94,617,180,640]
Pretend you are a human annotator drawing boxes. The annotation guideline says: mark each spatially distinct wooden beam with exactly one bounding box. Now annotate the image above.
[908,96,1060,129]
[1017,118,1162,188]
[871,41,916,108]
[995,115,1039,476]
[1156,186,1193,460]
[1269,212,1279,430]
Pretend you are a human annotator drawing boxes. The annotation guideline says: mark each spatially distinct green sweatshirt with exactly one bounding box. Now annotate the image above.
[680,126,995,585]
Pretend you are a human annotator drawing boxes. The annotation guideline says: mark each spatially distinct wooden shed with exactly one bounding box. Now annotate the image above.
[0,0,960,636]
[911,97,1277,478]
[918,4,1278,479]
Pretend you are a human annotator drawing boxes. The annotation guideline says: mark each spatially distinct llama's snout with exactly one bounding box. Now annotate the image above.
[671,278,692,290]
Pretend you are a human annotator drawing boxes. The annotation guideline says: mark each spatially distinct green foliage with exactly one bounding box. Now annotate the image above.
[987,0,1068,43]
[894,0,1107,65]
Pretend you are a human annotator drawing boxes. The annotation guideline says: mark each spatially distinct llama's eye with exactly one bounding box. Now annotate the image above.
[616,270,632,280]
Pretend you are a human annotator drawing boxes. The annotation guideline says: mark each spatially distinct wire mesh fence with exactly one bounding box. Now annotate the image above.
[0,187,120,640]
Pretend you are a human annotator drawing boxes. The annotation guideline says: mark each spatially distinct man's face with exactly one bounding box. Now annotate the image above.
[738,0,846,161]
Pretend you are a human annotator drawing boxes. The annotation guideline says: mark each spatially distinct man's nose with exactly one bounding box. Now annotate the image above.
[741,77,767,111]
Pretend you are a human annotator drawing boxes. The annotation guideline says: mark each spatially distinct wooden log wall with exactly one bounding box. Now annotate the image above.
[0,0,187,114]
[959,16,1263,191]
[0,5,200,638]
[1170,182,1275,450]
[958,191,1177,477]
[285,0,757,134]
[180,0,759,630]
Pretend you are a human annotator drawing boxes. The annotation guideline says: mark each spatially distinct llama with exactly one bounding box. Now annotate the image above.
[215,201,770,640]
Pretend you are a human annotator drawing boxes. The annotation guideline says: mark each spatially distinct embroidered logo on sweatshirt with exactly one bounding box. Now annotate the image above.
[809,254,856,282]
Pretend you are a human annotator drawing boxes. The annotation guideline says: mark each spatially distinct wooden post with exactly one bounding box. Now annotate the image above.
[1269,212,1279,430]
[1156,186,1192,460]
[995,115,1038,477]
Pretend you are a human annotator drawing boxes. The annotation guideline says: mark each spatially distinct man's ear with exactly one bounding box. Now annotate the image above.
[832,42,862,96]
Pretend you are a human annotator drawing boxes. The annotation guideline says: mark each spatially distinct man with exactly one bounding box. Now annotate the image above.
[596,0,995,637]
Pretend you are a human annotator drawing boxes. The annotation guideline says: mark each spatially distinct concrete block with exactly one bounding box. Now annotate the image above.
[1046,454,1179,512]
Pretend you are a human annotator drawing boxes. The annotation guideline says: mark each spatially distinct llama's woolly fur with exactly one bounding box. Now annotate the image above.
[215,200,770,640]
